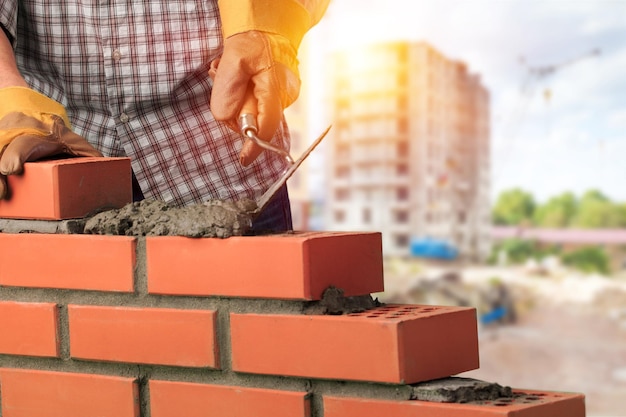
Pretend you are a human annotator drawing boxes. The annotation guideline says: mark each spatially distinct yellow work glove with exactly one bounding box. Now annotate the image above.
[209,31,300,166]
[210,0,329,166]
[0,87,103,199]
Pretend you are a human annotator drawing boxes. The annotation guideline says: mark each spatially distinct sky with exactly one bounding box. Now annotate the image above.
[301,0,626,204]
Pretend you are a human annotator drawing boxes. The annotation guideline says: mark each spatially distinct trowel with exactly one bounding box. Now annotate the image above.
[239,113,331,217]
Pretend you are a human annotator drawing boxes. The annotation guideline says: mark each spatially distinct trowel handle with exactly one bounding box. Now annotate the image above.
[239,113,259,138]
[238,113,294,165]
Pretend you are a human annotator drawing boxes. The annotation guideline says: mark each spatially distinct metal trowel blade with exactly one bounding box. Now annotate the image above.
[252,125,331,216]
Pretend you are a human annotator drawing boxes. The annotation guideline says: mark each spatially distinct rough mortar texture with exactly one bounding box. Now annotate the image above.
[0,218,86,234]
[410,377,513,403]
[83,199,257,238]
[303,287,381,315]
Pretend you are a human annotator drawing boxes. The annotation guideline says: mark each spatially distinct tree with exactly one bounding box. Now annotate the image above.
[492,188,536,226]
[533,192,578,228]
[572,189,626,228]
[562,246,610,275]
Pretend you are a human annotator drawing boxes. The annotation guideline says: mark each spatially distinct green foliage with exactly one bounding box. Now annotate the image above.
[496,239,538,263]
[488,239,560,265]
[492,188,536,226]
[571,193,626,228]
[562,246,610,275]
[489,239,610,275]
[533,192,577,228]
[494,188,626,228]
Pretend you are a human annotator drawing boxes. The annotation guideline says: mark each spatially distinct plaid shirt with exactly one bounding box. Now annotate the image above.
[0,0,289,206]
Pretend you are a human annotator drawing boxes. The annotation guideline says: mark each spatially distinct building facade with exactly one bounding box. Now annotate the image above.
[284,41,312,231]
[324,42,491,260]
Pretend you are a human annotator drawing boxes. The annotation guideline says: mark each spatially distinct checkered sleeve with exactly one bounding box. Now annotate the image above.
[0,0,17,45]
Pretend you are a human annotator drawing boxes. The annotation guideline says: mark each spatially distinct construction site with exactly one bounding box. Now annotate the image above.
[380,256,626,417]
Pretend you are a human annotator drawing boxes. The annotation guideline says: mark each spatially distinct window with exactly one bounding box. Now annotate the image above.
[334,210,346,223]
[397,117,408,135]
[394,210,409,223]
[363,208,372,224]
[396,163,409,176]
[397,141,409,157]
[336,166,350,178]
[394,234,409,247]
[397,187,409,201]
[335,188,350,201]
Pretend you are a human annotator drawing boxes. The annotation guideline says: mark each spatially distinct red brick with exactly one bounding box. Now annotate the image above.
[0,301,59,357]
[323,390,586,417]
[0,157,132,220]
[230,304,478,384]
[150,380,310,417]
[0,369,139,417]
[147,232,384,299]
[68,305,218,368]
[0,233,136,292]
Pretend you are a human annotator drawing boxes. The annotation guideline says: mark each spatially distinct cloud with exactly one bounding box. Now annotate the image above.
[608,109,626,128]
[582,12,626,34]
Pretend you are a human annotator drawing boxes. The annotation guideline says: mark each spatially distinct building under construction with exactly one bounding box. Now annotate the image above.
[323,42,491,260]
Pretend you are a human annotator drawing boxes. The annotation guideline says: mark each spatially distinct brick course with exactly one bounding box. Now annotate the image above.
[0,157,131,220]
[146,232,384,299]
[0,301,59,358]
[0,369,139,417]
[68,305,219,368]
[323,391,586,417]
[0,233,136,291]
[149,380,310,417]
[230,305,479,383]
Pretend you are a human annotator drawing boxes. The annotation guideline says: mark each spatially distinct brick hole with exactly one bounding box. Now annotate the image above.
[524,396,541,401]
[358,305,446,319]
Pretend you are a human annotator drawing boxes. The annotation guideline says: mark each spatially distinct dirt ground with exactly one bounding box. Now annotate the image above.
[461,305,626,417]
[379,260,626,417]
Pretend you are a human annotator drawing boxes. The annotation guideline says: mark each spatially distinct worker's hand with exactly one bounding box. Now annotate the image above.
[0,87,103,199]
[209,30,300,166]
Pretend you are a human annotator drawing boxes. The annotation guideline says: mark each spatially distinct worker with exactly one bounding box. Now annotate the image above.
[0,0,330,232]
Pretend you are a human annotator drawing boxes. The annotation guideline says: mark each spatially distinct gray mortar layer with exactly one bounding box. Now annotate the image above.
[0,218,86,234]
[83,199,257,238]
[410,377,513,403]
[1,199,257,238]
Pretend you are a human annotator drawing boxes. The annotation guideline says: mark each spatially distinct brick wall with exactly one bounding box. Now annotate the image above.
[0,158,585,416]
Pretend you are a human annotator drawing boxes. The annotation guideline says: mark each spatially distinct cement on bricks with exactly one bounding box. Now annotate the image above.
[303,286,381,315]
[409,377,513,403]
[1,200,256,238]
[83,199,256,238]
[0,218,86,234]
